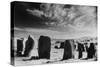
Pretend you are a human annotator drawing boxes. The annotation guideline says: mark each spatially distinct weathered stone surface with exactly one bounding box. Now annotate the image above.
[60,42,65,48]
[16,38,24,56]
[62,40,73,60]
[87,43,96,59]
[38,36,51,59]
[24,35,34,57]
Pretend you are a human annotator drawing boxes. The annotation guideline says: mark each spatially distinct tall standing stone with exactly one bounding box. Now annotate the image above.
[87,43,95,59]
[24,35,34,57]
[16,38,24,56]
[77,43,84,59]
[62,40,73,60]
[38,36,51,59]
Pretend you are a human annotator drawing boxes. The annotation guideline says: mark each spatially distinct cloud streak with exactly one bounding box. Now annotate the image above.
[26,9,44,17]
[14,27,97,40]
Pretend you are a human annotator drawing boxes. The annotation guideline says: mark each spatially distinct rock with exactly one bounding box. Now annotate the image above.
[24,35,34,57]
[62,40,73,60]
[60,42,65,48]
[38,35,51,59]
[16,38,24,57]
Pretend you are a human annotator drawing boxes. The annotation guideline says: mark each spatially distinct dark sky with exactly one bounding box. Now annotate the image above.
[12,1,50,28]
[12,1,97,32]
[12,1,97,38]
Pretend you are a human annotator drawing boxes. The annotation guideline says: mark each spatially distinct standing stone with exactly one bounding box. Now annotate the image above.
[16,38,24,56]
[38,36,51,59]
[62,40,73,60]
[77,42,85,59]
[87,43,95,59]
[60,42,65,48]
[24,35,34,57]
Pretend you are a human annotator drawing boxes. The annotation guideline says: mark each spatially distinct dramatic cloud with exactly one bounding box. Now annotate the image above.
[26,9,44,17]
[26,3,97,29]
